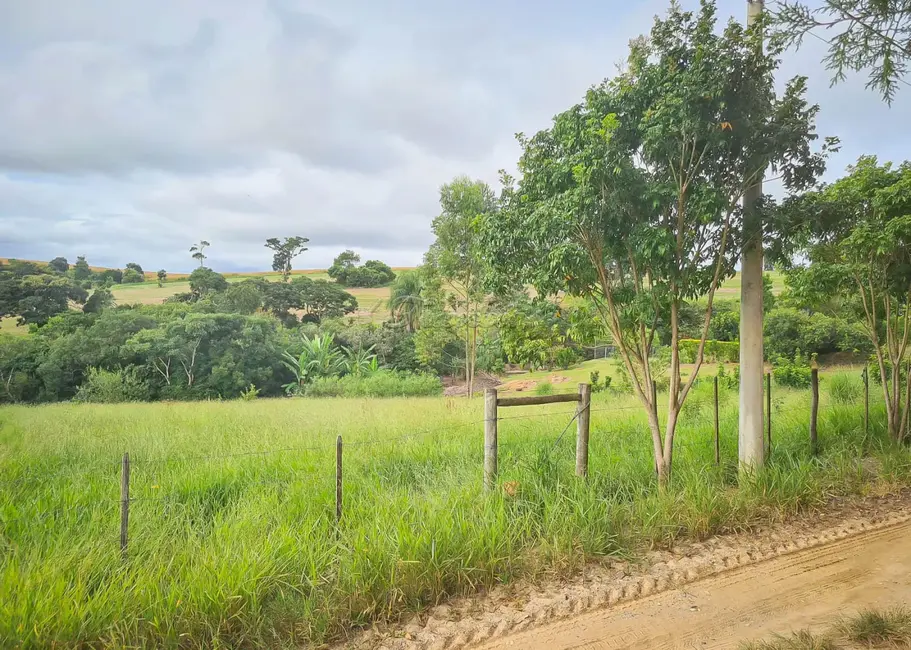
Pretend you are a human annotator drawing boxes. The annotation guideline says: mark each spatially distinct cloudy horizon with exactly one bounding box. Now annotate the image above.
[0,0,908,274]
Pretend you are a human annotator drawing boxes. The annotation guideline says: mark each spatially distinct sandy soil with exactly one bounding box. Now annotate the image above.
[479,516,911,650]
[339,491,911,650]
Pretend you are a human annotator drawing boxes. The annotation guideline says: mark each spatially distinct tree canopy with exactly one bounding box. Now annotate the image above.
[265,236,309,282]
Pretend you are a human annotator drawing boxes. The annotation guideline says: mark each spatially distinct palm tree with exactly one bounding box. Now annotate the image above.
[389,270,423,333]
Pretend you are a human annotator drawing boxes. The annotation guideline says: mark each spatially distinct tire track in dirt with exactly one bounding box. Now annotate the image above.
[478,518,911,650]
[338,492,911,650]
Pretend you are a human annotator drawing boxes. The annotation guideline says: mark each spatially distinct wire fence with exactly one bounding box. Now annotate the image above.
[0,371,873,551]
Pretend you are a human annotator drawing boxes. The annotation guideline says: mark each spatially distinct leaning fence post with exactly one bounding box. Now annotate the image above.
[713,375,720,465]
[120,452,130,559]
[575,383,591,478]
[810,368,819,456]
[766,372,772,455]
[336,435,343,523]
[863,366,870,435]
[484,388,498,492]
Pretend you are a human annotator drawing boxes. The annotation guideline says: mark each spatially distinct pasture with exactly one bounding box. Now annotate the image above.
[1,373,907,649]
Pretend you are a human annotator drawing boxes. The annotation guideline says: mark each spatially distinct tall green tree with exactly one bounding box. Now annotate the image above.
[48,257,69,274]
[774,0,911,103]
[389,269,424,333]
[72,256,91,282]
[780,156,911,441]
[428,176,497,396]
[189,240,210,267]
[265,236,309,282]
[157,269,167,287]
[482,0,831,484]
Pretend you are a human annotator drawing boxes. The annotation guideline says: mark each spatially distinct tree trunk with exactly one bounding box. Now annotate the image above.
[739,0,766,474]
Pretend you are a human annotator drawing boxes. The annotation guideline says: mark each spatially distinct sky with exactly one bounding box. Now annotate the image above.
[0,0,908,273]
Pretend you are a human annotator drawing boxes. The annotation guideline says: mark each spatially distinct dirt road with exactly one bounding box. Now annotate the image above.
[477,518,911,650]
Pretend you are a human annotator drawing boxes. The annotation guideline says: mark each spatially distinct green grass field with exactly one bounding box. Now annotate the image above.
[1,373,907,648]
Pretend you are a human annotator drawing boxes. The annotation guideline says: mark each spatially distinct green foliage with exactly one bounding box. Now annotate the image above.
[281,333,345,394]
[262,277,357,325]
[763,308,865,359]
[72,255,91,282]
[239,383,260,401]
[0,264,88,326]
[125,262,144,276]
[218,281,263,315]
[48,257,69,274]
[83,288,114,314]
[772,352,814,389]
[589,370,612,394]
[73,366,149,403]
[342,344,377,376]
[497,307,563,370]
[305,370,442,397]
[389,269,423,332]
[328,250,396,287]
[188,267,228,297]
[265,236,309,282]
[709,304,740,342]
[773,0,911,104]
[534,381,553,396]
[827,372,862,404]
[838,607,911,645]
[121,268,144,284]
[156,269,167,287]
[716,362,740,390]
[96,268,122,284]
[679,339,740,364]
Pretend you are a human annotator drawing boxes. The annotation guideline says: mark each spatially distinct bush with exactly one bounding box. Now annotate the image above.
[772,352,814,389]
[590,370,612,393]
[304,370,442,398]
[827,372,861,405]
[554,346,581,369]
[709,307,739,342]
[679,339,739,364]
[534,381,553,396]
[716,362,739,390]
[121,268,144,284]
[74,367,149,403]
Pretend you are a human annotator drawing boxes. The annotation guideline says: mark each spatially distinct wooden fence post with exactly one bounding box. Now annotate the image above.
[713,376,720,465]
[810,368,819,456]
[484,388,498,492]
[336,436,343,523]
[120,452,130,559]
[575,383,591,478]
[766,372,772,454]
[863,366,870,435]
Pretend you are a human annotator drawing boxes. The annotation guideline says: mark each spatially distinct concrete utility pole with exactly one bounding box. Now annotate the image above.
[739,0,766,473]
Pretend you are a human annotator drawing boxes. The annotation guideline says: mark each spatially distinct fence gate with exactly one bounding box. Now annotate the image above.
[483,383,591,491]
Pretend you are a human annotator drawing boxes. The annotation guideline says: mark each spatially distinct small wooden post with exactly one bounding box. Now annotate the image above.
[336,436,343,523]
[810,368,819,455]
[713,375,720,465]
[575,383,591,478]
[120,452,130,559]
[766,372,772,454]
[484,388,498,492]
[863,366,870,435]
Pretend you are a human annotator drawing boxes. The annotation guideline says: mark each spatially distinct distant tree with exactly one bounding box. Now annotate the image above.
[125,262,145,277]
[389,269,424,333]
[328,251,396,287]
[428,176,497,396]
[774,0,911,104]
[48,257,69,274]
[73,256,91,282]
[188,267,228,297]
[156,269,167,287]
[262,276,357,325]
[5,260,44,277]
[0,274,88,326]
[189,240,210,267]
[265,236,309,282]
[83,287,114,314]
[97,268,123,284]
[220,280,264,315]
[121,268,144,284]
[328,250,360,283]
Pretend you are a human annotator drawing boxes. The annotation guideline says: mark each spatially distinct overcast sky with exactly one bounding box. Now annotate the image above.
[0,0,908,273]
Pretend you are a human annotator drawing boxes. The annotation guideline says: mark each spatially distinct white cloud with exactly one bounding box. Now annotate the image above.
[0,0,907,272]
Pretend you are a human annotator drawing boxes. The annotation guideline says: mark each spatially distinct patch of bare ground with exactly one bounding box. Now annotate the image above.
[332,490,911,650]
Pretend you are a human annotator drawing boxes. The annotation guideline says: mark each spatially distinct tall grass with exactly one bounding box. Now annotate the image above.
[0,386,907,648]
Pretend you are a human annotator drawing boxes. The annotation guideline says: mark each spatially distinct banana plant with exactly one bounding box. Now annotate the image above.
[343,344,377,376]
[281,333,346,395]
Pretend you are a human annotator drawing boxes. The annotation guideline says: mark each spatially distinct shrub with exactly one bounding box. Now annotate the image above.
[304,370,442,398]
[590,370,612,393]
[534,382,553,395]
[772,352,813,389]
[74,367,149,403]
[716,362,739,390]
[679,339,739,363]
[826,372,861,405]
[239,384,260,401]
[554,346,581,369]
[121,268,144,284]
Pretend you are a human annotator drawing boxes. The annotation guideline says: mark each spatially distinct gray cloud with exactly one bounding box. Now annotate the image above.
[0,0,908,272]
